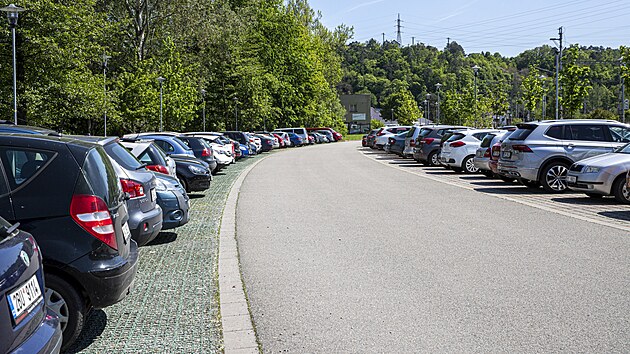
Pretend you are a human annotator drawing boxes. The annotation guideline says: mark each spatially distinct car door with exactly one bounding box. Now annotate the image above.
[564,124,614,162]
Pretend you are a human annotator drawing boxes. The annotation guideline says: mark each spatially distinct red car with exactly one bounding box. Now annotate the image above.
[306,127,342,141]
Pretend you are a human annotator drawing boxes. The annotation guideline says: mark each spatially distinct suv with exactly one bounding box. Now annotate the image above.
[275,127,309,143]
[0,134,138,350]
[498,120,630,192]
[412,125,469,166]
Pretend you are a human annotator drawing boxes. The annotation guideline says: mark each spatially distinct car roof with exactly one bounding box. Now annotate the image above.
[0,123,61,136]
[0,132,100,149]
[67,135,119,146]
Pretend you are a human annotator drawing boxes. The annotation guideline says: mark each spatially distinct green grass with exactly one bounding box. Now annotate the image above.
[344,133,364,141]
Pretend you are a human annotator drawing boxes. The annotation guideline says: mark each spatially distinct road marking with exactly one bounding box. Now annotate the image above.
[359,147,630,233]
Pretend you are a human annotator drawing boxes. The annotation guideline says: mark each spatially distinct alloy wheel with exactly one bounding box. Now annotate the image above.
[464,157,479,173]
[45,287,69,331]
[545,165,568,191]
[430,153,439,166]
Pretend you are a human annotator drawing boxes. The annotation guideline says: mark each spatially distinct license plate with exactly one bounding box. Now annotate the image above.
[8,274,42,325]
[122,222,131,243]
[151,188,157,202]
[492,150,500,157]
[566,176,577,183]
[502,151,512,158]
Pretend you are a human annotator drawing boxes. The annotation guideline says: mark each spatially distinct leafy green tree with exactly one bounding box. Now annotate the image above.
[522,67,544,120]
[561,45,592,118]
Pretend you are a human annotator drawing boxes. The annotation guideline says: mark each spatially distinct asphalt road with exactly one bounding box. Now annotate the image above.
[236,141,630,353]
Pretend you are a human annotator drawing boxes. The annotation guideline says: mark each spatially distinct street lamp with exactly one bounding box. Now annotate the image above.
[435,83,442,124]
[426,93,431,122]
[157,76,166,132]
[102,54,111,136]
[200,89,206,131]
[539,75,547,120]
[472,65,480,127]
[620,57,626,123]
[233,97,239,130]
[1,4,25,125]
[391,108,394,122]
[423,99,428,121]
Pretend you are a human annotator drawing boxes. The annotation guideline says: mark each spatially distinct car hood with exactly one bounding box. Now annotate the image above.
[575,152,630,167]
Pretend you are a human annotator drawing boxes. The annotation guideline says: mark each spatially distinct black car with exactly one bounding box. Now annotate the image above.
[253,134,274,152]
[0,134,138,350]
[178,135,220,173]
[170,155,212,193]
[0,216,63,353]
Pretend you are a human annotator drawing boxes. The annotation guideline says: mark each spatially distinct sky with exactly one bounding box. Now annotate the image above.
[308,0,630,57]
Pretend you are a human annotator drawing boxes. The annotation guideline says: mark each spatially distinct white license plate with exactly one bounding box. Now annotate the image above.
[122,222,131,243]
[502,151,512,158]
[151,188,157,202]
[566,176,577,183]
[8,274,42,325]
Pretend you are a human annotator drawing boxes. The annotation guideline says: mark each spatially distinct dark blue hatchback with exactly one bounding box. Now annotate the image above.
[0,216,62,353]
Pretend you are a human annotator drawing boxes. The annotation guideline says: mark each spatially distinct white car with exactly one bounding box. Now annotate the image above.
[440,129,501,173]
[274,132,291,147]
[374,126,411,150]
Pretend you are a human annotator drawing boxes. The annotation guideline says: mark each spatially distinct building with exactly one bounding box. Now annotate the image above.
[340,94,372,133]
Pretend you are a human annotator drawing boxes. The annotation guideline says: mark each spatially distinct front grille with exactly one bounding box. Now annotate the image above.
[570,164,584,172]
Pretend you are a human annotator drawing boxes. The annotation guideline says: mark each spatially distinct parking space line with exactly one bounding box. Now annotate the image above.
[359,147,630,233]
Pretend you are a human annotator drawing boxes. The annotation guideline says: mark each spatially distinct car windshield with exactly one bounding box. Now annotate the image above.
[613,143,630,154]
[509,127,536,140]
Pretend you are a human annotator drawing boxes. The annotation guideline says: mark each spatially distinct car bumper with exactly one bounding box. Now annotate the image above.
[474,157,491,171]
[566,172,610,194]
[129,204,163,246]
[9,307,63,354]
[187,175,211,192]
[158,190,190,230]
[498,162,538,181]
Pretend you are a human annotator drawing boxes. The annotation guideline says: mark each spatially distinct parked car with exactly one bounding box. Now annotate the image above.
[183,132,236,167]
[121,139,177,177]
[498,119,630,192]
[309,132,326,144]
[170,155,212,193]
[365,129,379,148]
[74,136,163,247]
[0,216,63,354]
[440,129,500,173]
[0,122,60,136]
[473,131,510,177]
[374,126,411,150]
[0,134,138,350]
[306,127,342,141]
[566,142,630,203]
[154,173,191,229]
[124,133,195,158]
[412,125,469,166]
[488,131,517,182]
[275,127,309,144]
[272,133,286,148]
[316,130,335,143]
[253,134,275,152]
[388,131,409,157]
[286,132,304,147]
[177,136,218,173]
[402,125,424,158]
[274,131,291,147]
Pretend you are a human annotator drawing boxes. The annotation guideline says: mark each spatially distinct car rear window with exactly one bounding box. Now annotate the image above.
[508,127,535,140]
[419,128,433,137]
[480,134,496,148]
[104,142,143,170]
[446,133,465,142]
[76,147,121,208]
[173,137,193,151]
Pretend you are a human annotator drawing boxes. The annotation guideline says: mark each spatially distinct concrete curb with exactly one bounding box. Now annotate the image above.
[218,157,267,353]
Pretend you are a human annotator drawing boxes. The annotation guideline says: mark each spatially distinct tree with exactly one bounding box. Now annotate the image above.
[522,67,544,120]
[561,45,592,118]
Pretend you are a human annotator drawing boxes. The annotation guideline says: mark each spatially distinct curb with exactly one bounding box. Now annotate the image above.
[218,157,267,353]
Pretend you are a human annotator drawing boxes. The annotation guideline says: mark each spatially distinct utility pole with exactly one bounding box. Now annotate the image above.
[382,32,385,45]
[411,36,415,46]
[620,58,626,123]
[447,37,450,46]
[550,27,563,119]
[396,14,402,46]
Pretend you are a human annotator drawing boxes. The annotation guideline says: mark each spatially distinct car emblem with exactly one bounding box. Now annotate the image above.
[20,250,30,267]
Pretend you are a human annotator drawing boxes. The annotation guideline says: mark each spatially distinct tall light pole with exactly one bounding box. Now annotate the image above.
[620,57,626,123]
[102,54,111,136]
[423,99,428,121]
[200,88,206,131]
[234,97,239,130]
[426,93,431,122]
[551,27,563,120]
[435,83,442,124]
[539,75,547,120]
[157,76,166,132]
[472,65,480,127]
[1,4,25,125]
[391,108,394,122]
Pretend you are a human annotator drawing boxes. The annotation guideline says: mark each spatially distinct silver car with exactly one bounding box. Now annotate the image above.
[498,119,630,192]
[567,143,630,203]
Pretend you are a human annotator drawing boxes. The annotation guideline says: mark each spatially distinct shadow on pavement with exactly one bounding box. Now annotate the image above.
[188,194,206,199]
[399,164,426,168]
[598,210,630,222]
[474,186,547,195]
[551,196,620,206]
[468,181,518,187]
[146,232,178,247]
[425,171,458,176]
[64,310,107,354]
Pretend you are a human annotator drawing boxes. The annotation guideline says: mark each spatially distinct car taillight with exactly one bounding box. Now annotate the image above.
[146,164,169,174]
[70,195,117,250]
[120,178,145,198]
[483,148,491,158]
[512,144,533,152]
[422,138,435,145]
[201,148,212,157]
[450,141,466,147]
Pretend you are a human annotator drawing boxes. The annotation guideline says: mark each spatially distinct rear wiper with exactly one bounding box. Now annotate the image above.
[135,163,148,170]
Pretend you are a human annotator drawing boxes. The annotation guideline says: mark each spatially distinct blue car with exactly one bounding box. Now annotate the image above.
[154,173,190,230]
[124,133,195,157]
[0,216,62,353]
[287,132,304,147]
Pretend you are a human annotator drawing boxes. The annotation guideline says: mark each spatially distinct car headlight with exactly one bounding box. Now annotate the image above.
[584,166,600,173]
[188,165,207,175]
[155,179,168,191]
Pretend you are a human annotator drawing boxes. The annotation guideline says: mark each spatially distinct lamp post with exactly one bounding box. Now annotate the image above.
[423,99,428,121]
[435,83,442,124]
[233,96,238,130]
[391,108,394,122]
[157,76,166,132]
[1,4,25,125]
[539,75,547,120]
[426,93,431,122]
[102,54,111,136]
[620,57,626,123]
[472,65,480,127]
[200,89,206,131]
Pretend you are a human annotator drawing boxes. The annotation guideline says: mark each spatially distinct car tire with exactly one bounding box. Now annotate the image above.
[427,151,439,167]
[540,161,570,193]
[585,192,603,199]
[177,175,190,193]
[462,156,479,174]
[45,274,87,352]
[612,176,630,204]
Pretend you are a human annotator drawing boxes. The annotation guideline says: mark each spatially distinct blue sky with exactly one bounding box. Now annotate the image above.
[308,0,630,57]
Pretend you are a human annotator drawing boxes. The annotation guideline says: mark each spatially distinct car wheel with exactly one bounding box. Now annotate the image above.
[612,176,630,204]
[462,156,479,174]
[541,162,569,192]
[178,175,190,193]
[585,192,603,199]
[45,274,86,351]
[427,151,439,167]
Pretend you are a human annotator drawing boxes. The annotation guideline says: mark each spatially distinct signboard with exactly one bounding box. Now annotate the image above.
[352,113,366,121]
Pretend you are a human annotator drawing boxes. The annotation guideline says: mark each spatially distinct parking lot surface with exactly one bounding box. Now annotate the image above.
[236,141,629,353]
[66,157,259,353]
